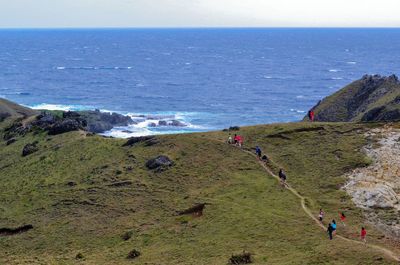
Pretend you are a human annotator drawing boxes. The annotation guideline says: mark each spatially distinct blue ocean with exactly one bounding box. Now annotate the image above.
[0,28,399,137]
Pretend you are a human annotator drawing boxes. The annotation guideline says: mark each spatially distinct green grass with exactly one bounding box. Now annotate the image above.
[0,119,399,264]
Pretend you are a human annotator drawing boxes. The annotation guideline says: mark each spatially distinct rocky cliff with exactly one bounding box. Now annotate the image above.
[306,74,400,122]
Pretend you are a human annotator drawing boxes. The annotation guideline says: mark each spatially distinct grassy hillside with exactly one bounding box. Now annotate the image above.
[1,115,399,264]
[308,75,400,122]
[0,98,38,121]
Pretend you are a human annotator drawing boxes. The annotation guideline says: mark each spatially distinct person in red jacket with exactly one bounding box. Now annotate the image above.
[340,212,346,226]
[360,227,367,243]
[310,110,315,122]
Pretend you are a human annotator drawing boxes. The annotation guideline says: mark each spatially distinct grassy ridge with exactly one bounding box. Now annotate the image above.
[0,119,398,264]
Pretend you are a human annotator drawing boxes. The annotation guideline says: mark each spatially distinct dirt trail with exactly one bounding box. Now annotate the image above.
[236,147,400,262]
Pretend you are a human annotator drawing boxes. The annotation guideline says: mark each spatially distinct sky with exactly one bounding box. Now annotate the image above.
[1,0,400,28]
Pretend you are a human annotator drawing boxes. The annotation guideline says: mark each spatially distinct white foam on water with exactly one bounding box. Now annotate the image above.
[347,61,357,65]
[30,103,93,111]
[290,109,306,113]
[331,77,344,80]
[329,69,341,72]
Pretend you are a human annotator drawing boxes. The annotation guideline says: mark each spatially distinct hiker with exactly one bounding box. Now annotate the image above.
[234,134,238,145]
[331,220,337,235]
[261,154,269,163]
[319,209,324,222]
[340,212,346,226]
[360,227,367,243]
[309,110,315,122]
[255,146,262,159]
[236,135,244,148]
[327,223,334,240]
[279,169,287,188]
[228,134,233,144]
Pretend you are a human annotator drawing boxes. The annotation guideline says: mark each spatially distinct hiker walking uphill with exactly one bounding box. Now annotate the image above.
[227,138,400,262]
[331,220,337,235]
[278,169,287,188]
[340,212,346,226]
[227,134,233,144]
[319,209,325,222]
[360,227,367,243]
[308,110,315,122]
[255,146,262,160]
[327,223,334,240]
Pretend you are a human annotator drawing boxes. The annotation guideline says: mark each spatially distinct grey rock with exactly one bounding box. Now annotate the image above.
[22,142,39,157]
[145,155,174,171]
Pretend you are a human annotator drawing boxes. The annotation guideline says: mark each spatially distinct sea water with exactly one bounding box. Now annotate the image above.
[0,28,399,137]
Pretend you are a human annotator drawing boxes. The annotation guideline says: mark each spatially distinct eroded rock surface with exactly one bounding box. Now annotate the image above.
[343,126,400,237]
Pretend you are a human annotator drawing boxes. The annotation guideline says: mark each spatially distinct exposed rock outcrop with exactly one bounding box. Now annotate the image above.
[22,142,39,157]
[343,126,400,238]
[306,74,400,122]
[78,110,135,133]
[122,136,159,147]
[146,155,174,171]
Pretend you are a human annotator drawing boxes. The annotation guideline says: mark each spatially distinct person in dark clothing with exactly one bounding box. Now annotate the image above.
[327,223,334,240]
[279,169,287,180]
[261,154,269,163]
[279,169,287,188]
[255,146,262,160]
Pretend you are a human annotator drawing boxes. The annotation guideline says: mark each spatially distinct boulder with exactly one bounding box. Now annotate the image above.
[6,138,16,145]
[170,120,186,127]
[352,184,399,209]
[22,142,39,157]
[0,112,10,122]
[48,119,84,135]
[158,120,168,126]
[146,155,173,171]
[122,136,159,147]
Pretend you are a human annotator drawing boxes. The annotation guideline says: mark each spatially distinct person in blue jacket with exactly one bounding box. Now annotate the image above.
[331,219,337,235]
[255,146,262,160]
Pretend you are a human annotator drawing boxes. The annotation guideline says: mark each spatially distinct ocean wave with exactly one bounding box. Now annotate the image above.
[55,66,133,70]
[347,61,357,65]
[26,104,210,137]
[290,109,306,114]
[29,103,93,111]
[328,69,341,72]
[331,77,344,80]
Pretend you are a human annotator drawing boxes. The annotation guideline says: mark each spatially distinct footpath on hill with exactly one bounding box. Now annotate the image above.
[219,139,400,262]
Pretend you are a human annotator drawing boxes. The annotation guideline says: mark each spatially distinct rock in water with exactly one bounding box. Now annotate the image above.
[146,155,174,171]
[78,110,135,133]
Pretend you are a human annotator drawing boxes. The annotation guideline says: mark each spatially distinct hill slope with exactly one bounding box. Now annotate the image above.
[0,98,38,121]
[1,104,400,264]
[306,75,400,122]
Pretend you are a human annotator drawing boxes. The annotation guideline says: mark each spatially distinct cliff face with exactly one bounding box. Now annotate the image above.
[306,75,400,122]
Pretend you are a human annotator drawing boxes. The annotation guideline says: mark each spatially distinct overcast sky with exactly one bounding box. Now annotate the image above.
[1,0,400,28]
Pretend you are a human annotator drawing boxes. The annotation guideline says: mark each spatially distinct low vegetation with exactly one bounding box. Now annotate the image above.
[0,101,399,264]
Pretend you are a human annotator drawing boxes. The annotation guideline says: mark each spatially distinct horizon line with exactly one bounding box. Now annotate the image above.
[1,26,400,30]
